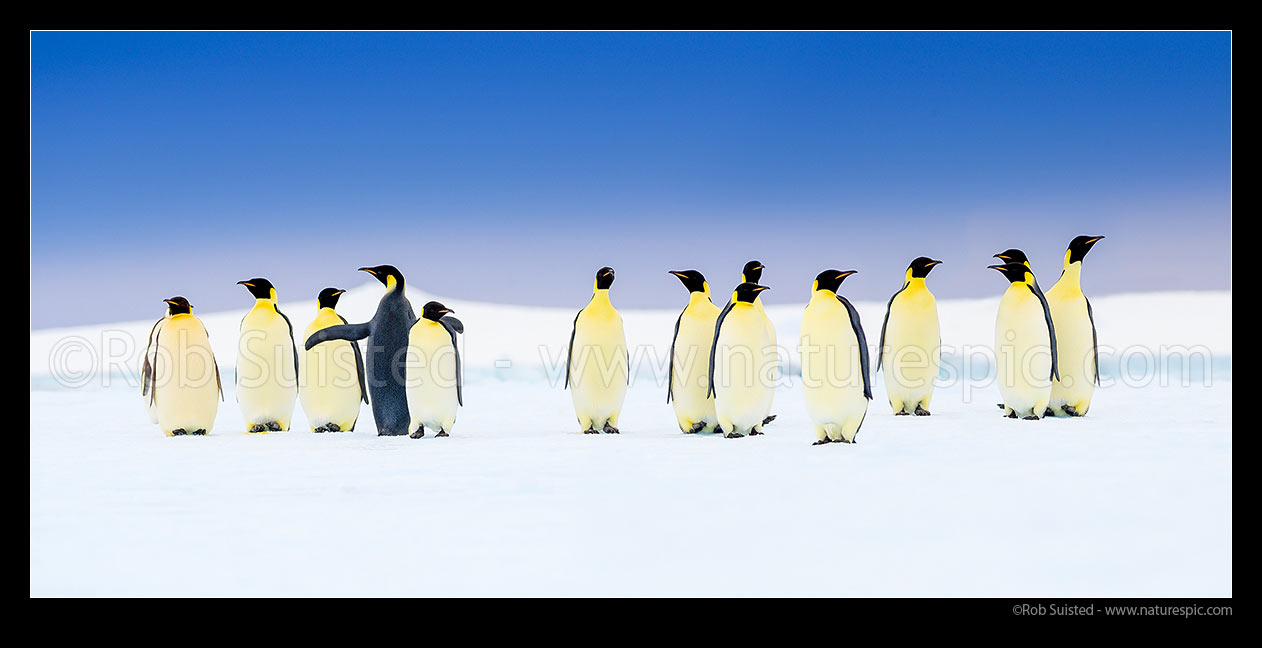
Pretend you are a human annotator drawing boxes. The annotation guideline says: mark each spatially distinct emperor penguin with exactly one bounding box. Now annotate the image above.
[988,261,1059,420]
[236,278,299,433]
[666,270,721,434]
[708,282,775,438]
[406,301,464,438]
[299,288,367,432]
[800,270,872,445]
[739,260,777,429]
[876,257,943,416]
[566,267,628,434]
[1046,235,1105,417]
[306,265,416,436]
[142,297,223,436]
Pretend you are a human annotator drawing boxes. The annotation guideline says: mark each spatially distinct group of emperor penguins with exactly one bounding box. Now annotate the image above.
[142,265,463,438]
[569,234,1104,444]
[141,235,1104,445]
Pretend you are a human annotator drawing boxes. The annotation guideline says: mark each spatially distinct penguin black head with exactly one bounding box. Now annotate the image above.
[741,260,765,284]
[908,257,943,278]
[359,265,404,289]
[993,249,1029,266]
[317,287,346,310]
[1067,235,1105,264]
[421,300,454,322]
[987,262,1032,284]
[237,278,276,300]
[668,270,707,294]
[594,266,615,290]
[813,269,858,294]
[733,282,770,303]
[163,296,193,315]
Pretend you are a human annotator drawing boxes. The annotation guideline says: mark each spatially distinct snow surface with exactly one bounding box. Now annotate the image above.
[30,288,1231,596]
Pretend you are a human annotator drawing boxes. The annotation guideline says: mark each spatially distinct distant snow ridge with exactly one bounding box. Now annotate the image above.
[31,286,1230,387]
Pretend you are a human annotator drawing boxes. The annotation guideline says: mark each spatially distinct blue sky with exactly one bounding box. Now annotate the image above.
[31,31,1231,329]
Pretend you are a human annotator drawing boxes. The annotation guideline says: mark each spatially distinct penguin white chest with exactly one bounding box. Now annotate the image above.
[153,315,220,435]
[713,305,774,434]
[994,286,1053,416]
[406,320,460,433]
[799,295,869,441]
[670,302,720,430]
[299,311,363,431]
[569,301,628,429]
[884,287,941,408]
[754,298,778,420]
[1047,288,1096,413]
[236,305,298,429]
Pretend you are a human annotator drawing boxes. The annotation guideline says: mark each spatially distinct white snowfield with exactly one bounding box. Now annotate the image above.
[30,287,1231,596]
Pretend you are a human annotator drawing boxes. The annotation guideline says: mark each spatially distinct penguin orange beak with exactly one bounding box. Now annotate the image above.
[237,281,255,288]
[358,267,377,275]
[926,260,943,267]
[163,299,178,306]
[993,254,1010,261]
[332,289,346,296]
[835,270,858,279]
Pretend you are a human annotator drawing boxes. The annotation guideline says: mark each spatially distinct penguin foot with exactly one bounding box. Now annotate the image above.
[1062,405,1080,417]
[748,429,764,436]
[914,405,931,416]
[326,423,341,432]
[1044,408,1056,418]
[713,425,724,436]
[687,422,707,434]
[436,430,449,437]
[314,426,326,433]
[894,410,910,416]
[249,424,267,433]
[762,415,777,426]
[602,423,620,434]
[410,425,425,439]
[1022,415,1040,421]
[832,438,852,444]
[191,429,207,436]
[266,422,282,432]
[171,429,187,436]
[725,432,745,439]
[583,428,600,434]
[996,403,1005,409]
[812,439,831,446]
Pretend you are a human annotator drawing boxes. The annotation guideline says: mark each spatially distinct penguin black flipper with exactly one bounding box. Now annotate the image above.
[305,322,372,350]
[1027,281,1059,381]
[837,294,873,400]
[141,316,163,398]
[564,309,580,390]
[707,299,737,399]
[337,314,370,405]
[149,324,162,406]
[441,315,464,334]
[439,317,464,406]
[202,323,224,401]
[667,309,684,403]
[876,282,908,373]
[275,305,300,383]
[1085,295,1100,385]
